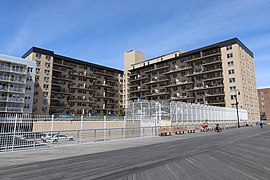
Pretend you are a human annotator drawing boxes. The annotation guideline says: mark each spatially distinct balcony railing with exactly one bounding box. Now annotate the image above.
[187,68,223,77]
[144,77,170,85]
[0,66,27,74]
[163,66,193,75]
[8,87,25,93]
[163,81,194,88]
[0,107,23,112]
[185,51,221,63]
[0,76,26,83]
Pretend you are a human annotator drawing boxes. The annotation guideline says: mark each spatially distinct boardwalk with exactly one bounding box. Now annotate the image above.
[0,126,270,180]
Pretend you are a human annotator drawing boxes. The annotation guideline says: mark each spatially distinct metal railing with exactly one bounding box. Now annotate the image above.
[0,127,156,152]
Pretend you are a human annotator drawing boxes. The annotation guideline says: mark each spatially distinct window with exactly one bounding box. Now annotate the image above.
[36,53,41,58]
[44,70,50,75]
[44,77,50,82]
[36,61,41,66]
[227,53,233,58]
[24,104,30,109]
[227,61,234,66]
[229,86,236,91]
[228,69,235,74]
[43,84,49,89]
[26,76,32,81]
[42,107,47,111]
[231,95,236,100]
[45,62,51,68]
[24,95,31,99]
[42,99,47,104]
[27,67,33,72]
[26,85,31,90]
[34,91,39,96]
[43,92,48,96]
[35,75,40,80]
[45,55,51,60]
[36,68,40,74]
[226,45,232,50]
[229,78,235,83]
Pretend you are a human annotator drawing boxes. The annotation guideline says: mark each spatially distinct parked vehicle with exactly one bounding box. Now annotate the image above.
[41,134,74,142]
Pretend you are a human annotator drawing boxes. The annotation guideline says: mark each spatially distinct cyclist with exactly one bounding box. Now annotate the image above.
[202,120,208,131]
[259,119,263,128]
[215,123,222,132]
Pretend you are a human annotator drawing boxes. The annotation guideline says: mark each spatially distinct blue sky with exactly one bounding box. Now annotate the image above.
[0,0,269,87]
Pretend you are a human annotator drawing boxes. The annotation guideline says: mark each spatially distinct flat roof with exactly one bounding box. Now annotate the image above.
[22,47,123,74]
[0,54,36,67]
[130,38,253,70]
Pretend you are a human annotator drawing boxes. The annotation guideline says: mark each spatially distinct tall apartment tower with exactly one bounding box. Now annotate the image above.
[126,38,259,123]
[257,87,270,122]
[123,50,145,107]
[0,54,36,114]
[23,47,123,115]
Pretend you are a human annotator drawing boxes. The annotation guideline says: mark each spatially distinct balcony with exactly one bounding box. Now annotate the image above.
[187,68,223,77]
[95,82,113,88]
[69,72,96,79]
[0,107,23,113]
[185,51,221,63]
[0,76,26,84]
[145,91,170,97]
[69,98,95,104]
[0,86,8,91]
[10,67,27,74]
[203,76,223,82]
[144,78,170,85]
[69,85,96,91]
[53,61,73,69]
[107,89,118,94]
[202,59,222,66]
[187,84,224,92]
[163,81,194,88]
[144,65,170,73]
[8,87,25,93]
[107,77,118,83]
[163,67,193,75]
[204,93,225,97]
[170,95,195,101]
[94,93,114,99]
[207,101,226,106]
[95,71,114,77]
[0,65,27,74]
[52,80,65,86]
[129,88,150,94]
[129,76,149,83]
[53,75,72,82]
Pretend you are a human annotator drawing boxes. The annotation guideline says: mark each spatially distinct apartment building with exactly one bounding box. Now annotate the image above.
[125,38,259,123]
[0,54,36,114]
[23,47,123,115]
[258,87,270,122]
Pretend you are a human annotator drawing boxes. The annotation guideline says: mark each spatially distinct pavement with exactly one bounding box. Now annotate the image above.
[0,126,270,180]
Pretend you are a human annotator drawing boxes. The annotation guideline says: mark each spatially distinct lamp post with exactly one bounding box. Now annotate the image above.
[235,90,240,128]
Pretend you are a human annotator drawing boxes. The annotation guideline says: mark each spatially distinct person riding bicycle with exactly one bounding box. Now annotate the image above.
[215,123,222,132]
[202,120,208,130]
[259,119,263,128]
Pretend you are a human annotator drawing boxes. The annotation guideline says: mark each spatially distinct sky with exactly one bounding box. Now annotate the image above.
[0,0,269,87]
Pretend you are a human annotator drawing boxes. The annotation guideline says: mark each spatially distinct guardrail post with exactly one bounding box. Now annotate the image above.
[51,115,54,131]
[94,129,96,142]
[12,114,18,151]
[142,127,145,138]
[57,131,60,146]
[33,132,36,149]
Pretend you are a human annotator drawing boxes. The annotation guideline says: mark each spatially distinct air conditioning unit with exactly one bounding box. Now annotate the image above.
[176,93,180,97]
[155,89,159,93]
[175,65,179,69]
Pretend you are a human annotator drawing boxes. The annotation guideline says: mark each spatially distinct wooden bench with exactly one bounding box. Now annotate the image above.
[173,127,185,135]
[157,127,172,136]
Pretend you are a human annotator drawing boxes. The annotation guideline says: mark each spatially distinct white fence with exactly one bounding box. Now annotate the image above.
[125,100,248,127]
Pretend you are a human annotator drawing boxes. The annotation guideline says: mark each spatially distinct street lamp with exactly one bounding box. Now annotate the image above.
[235,90,240,128]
